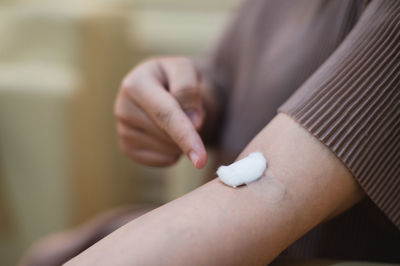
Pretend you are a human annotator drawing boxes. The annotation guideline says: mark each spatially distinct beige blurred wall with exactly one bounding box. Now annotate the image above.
[0,0,237,265]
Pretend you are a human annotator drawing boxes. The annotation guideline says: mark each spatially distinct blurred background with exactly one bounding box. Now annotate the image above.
[0,0,237,264]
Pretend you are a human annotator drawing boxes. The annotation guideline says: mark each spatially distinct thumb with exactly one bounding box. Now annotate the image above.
[181,99,205,131]
[159,58,205,130]
[169,82,204,131]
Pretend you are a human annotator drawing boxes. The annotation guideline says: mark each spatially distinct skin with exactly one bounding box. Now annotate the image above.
[66,112,364,265]
[114,57,219,169]
[64,57,365,265]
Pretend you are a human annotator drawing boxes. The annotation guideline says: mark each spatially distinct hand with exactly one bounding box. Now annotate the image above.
[114,57,207,168]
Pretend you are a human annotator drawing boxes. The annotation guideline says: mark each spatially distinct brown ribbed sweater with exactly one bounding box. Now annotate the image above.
[203,0,400,262]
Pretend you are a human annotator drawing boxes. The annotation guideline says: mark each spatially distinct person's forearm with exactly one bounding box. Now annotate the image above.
[66,114,363,265]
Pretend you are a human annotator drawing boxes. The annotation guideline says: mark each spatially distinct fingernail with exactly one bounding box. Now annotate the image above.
[185,109,201,128]
[189,151,199,167]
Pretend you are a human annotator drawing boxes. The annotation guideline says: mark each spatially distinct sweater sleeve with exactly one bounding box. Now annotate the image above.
[278,0,400,229]
[198,0,258,111]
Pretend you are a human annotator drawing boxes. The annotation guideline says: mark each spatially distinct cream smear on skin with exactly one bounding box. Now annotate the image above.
[217,152,267,187]
[217,152,286,202]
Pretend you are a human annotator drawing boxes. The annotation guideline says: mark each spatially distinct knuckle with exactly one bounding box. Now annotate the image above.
[120,132,132,142]
[114,100,125,120]
[120,72,137,93]
[114,92,135,120]
[141,58,159,68]
[114,101,141,126]
[174,85,198,98]
[176,58,200,81]
[173,86,201,107]
[120,80,141,102]
[175,57,193,67]
[120,62,153,93]
[116,113,133,126]
[117,125,134,141]
[113,104,121,119]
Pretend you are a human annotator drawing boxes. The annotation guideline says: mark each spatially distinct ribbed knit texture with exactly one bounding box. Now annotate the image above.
[279,0,400,230]
[203,0,400,261]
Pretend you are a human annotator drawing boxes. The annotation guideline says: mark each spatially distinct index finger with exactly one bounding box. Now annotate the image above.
[126,77,207,169]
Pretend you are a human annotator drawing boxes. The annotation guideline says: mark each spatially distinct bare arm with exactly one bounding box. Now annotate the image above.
[66,113,363,265]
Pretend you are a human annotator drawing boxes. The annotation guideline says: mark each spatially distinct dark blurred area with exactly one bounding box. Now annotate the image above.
[0,0,236,264]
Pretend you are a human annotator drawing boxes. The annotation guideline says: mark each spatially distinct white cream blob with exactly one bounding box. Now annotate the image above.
[217,152,267,188]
